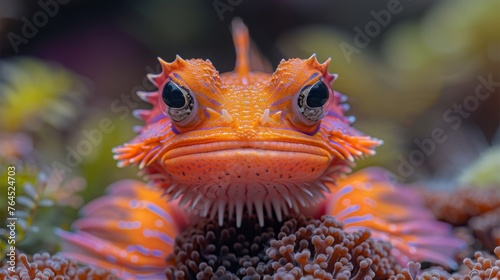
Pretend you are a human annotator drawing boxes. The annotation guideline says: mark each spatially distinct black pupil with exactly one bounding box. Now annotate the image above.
[306,81,329,108]
[162,82,186,108]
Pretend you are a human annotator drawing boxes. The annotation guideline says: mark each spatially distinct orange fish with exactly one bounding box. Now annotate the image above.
[59,19,462,278]
[112,19,380,227]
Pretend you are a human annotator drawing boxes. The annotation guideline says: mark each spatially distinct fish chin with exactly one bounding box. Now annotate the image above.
[154,143,333,228]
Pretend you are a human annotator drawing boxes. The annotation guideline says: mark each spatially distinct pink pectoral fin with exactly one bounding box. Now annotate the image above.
[58,180,186,279]
[321,167,465,268]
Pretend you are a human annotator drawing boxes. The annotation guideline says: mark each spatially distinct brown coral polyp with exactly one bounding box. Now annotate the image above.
[469,207,500,251]
[165,213,298,279]
[0,252,116,280]
[265,215,401,279]
[423,187,500,226]
[391,246,500,280]
[166,214,403,279]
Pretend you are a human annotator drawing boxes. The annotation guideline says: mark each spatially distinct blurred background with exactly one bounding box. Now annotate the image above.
[0,0,499,254]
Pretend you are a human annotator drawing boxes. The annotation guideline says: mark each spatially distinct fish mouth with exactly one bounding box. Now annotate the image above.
[158,140,333,229]
[163,141,331,160]
[161,141,332,185]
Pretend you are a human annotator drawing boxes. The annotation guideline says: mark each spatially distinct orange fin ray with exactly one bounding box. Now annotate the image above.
[58,180,187,279]
[113,120,173,168]
[318,167,464,269]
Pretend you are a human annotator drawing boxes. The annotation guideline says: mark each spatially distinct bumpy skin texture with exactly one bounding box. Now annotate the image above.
[58,21,462,279]
[112,22,381,227]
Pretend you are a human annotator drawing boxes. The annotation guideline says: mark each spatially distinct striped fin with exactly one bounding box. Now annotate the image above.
[321,167,464,269]
[57,180,188,279]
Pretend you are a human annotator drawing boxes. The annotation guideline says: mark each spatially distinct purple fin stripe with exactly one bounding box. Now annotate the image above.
[143,228,174,245]
[334,204,360,220]
[330,184,354,202]
[126,244,154,256]
[342,214,373,225]
[129,200,174,224]
[146,203,174,223]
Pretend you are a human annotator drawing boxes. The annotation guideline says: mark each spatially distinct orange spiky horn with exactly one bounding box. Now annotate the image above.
[232,18,250,76]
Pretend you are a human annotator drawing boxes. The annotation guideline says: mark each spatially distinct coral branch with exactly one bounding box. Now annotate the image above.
[0,252,116,280]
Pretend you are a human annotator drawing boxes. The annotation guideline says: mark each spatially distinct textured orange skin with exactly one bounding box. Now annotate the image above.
[113,24,381,223]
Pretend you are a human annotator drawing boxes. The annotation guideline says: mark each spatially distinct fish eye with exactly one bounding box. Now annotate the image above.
[162,81,187,108]
[294,80,331,124]
[306,80,329,108]
[161,81,197,124]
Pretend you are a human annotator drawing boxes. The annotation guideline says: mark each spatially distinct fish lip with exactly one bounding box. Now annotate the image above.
[163,141,330,160]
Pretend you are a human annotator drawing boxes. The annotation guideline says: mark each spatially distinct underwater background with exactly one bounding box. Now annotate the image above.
[0,0,499,279]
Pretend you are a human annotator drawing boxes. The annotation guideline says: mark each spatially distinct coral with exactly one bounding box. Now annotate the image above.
[165,213,306,279]
[423,187,500,226]
[390,261,452,280]
[452,227,479,263]
[391,246,500,280]
[0,252,116,279]
[265,215,401,280]
[459,247,500,279]
[469,208,500,251]
[167,214,402,280]
[421,185,500,256]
